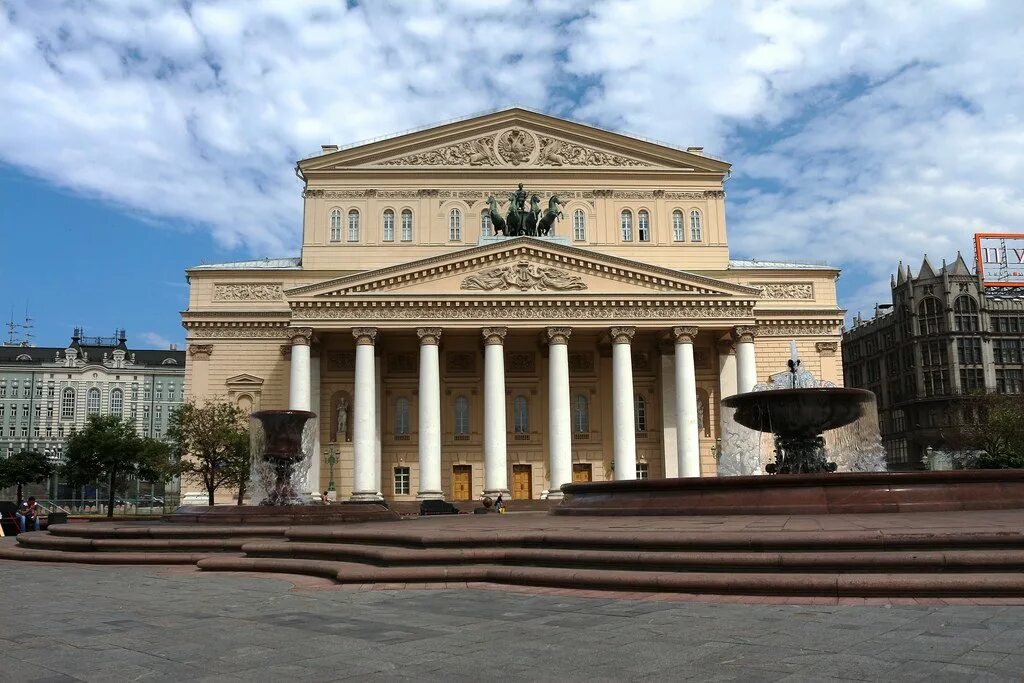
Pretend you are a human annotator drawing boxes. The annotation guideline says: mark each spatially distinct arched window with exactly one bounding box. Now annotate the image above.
[236,394,254,415]
[633,393,648,433]
[672,210,684,241]
[481,210,492,237]
[394,397,410,436]
[347,209,360,242]
[87,388,101,416]
[573,209,586,241]
[449,208,462,241]
[638,210,651,242]
[454,396,470,436]
[329,208,342,242]
[513,395,529,434]
[110,389,123,418]
[620,210,633,241]
[382,209,395,242]
[61,388,75,420]
[918,297,945,335]
[954,296,979,332]
[400,209,413,241]
[573,394,589,434]
[689,209,703,242]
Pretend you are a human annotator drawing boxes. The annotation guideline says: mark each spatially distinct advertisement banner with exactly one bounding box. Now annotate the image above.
[975,233,1024,288]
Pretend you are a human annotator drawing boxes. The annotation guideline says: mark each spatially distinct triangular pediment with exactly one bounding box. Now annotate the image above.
[298,109,728,174]
[286,238,759,300]
[224,373,264,387]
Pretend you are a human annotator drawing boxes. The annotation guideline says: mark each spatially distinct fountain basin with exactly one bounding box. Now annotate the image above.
[552,470,1024,516]
[722,387,875,437]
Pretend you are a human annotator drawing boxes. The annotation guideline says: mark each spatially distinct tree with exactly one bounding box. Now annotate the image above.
[167,399,251,506]
[946,393,1024,469]
[62,415,176,518]
[0,450,55,502]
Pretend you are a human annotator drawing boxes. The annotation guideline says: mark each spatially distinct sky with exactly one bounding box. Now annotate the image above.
[1,0,1023,349]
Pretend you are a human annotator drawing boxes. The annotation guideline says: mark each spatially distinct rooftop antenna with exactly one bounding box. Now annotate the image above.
[5,306,33,346]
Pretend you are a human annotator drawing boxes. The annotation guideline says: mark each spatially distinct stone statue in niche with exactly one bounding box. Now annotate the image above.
[696,394,705,435]
[336,397,350,442]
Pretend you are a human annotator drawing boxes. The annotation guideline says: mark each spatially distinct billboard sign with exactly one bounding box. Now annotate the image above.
[975,233,1024,288]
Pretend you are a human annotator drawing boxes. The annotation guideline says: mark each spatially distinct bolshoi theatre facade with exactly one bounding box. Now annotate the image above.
[181,109,844,503]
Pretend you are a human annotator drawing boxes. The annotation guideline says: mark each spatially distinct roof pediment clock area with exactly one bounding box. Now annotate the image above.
[181,108,845,504]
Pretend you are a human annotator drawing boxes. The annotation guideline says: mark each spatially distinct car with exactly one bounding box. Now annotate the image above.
[136,495,165,506]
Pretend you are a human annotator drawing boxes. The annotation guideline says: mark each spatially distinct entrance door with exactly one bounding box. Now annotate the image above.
[452,465,472,501]
[572,463,593,483]
[512,465,532,500]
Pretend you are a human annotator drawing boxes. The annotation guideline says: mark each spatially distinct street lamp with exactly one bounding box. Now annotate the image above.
[324,446,340,496]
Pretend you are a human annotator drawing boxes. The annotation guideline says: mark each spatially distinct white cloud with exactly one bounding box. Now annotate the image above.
[1,0,1023,320]
[136,331,176,349]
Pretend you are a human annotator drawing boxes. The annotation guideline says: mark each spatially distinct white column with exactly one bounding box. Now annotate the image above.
[673,327,700,478]
[374,353,383,497]
[307,352,321,495]
[734,326,758,393]
[610,326,637,481]
[351,327,382,501]
[545,327,572,499]
[287,327,312,411]
[482,327,509,497]
[417,328,443,500]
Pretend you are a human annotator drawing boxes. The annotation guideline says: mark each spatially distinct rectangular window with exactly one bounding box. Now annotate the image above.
[168,388,176,401]
[635,462,649,479]
[957,338,982,365]
[131,386,139,400]
[20,426,28,438]
[0,405,4,419]
[22,404,29,418]
[0,386,6,398]
[47,405,53,419]
[394,467,410,496]
[154,429,161,439]
[959,368,984,393]
[996,370,1024,394]
[33,425,39,437]
[34,405,41,418]
[46,426,52,438]
[35,385,42,397]
[58,425,64,438]
[893,409,906,432]
[48,385,55,398]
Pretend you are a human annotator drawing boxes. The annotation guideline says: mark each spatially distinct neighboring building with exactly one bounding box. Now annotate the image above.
[0,328,185,467]
[183,108,845,503]
[842,254,1024,470]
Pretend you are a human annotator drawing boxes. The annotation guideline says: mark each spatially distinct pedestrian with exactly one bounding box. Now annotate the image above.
[19,497,40,532]
[495,492,505,514]
[321,490,331,505]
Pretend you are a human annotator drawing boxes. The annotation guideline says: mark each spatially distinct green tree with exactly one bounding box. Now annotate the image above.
[167,399,251,506]
[948,393,1024,468]
[0,450,55,502]
[62,415,176,518]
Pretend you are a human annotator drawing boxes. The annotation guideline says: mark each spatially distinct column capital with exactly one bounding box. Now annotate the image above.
[187,343,213,359]
[482,327,508,346]
[731,325,758,344]
[352,327,378,346]
[544,327,572,345]
[816,341,838,356]
[416,327,443,345]
[671,326,699,344]
[609,326,636,344]
[286,327,313,346]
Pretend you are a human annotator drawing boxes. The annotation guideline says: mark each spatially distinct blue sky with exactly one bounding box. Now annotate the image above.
[2,0,1023,349]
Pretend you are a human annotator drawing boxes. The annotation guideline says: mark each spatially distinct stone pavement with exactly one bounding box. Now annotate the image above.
[3,562,1024,681]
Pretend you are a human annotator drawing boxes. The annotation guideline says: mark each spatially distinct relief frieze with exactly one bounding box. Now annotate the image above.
[460,262,587,292]
[752,283,815,300]
[213,283,284,302]
[756,323,839,336]
[293,303,755,321]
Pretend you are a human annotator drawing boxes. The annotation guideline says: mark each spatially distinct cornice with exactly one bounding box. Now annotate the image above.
[181,310,292,319]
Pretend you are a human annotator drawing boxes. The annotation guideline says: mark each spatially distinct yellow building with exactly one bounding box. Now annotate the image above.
[182,109,844,503]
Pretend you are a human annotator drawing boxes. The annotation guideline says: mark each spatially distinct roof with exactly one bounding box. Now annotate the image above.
[727,259,834,271]
[189,257,302,271]
[0,345,185,369]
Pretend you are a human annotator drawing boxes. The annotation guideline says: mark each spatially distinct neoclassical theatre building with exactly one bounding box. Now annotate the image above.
[182,109,844,503]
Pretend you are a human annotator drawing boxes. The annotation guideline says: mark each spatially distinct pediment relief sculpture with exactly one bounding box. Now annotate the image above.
[377,128,654,168]
[460,261,587,292]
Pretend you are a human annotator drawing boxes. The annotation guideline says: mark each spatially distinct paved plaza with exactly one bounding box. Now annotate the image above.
[2,562,1024,681]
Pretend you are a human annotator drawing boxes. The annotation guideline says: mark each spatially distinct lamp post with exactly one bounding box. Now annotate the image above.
[324,446,340,495]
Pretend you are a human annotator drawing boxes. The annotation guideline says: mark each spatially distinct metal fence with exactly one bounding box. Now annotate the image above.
[35,496,182,517]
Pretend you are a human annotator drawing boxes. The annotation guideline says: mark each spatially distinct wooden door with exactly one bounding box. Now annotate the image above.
[572,463,592,483]
[512,465,532,500]
[452,465,472,501]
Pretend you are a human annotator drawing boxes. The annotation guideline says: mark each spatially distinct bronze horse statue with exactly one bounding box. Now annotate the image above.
[486,195,507,236]
[537,195,563,236]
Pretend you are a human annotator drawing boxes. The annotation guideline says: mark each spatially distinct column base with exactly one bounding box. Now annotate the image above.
[416,491,445,501]
[349,491,385,502]
[545,490,565,500]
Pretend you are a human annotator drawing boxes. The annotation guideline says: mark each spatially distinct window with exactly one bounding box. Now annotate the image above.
[382,209,395,242]
[33,425,39,437]
[61,388,75,419]
[996,369,1024,394]
[672,210,684,241]
[573,394,589,434]
[924,370,947,397]
[168,387,176,401]
[87,388,101,415]
[921,340,947,366]
[22,385,29,398]
[401,209,413,241]
[918,297,945,335]
[513,395,529,434]
[21,404,27,418]
[20,426,27,438]
[690,210,703,242]
[620,210,633,241]
[47,405,53,419]
[449,208,462,241]
[35,384,42,397]
[0,384,5,398]
[45,426,52,438]
[58,425,64,438]
[636,462,649,479]
[888,439,908,464]
[637,210,651,242]
[573,209,586,241]
[154,428,161,439]
[481,210,492,237]
[329,208,342,242]
[394,467,410,496]
[47,385,54,398]
[893,409,906,432]
[994,339,1022,364]
[34,404,41,419]
[347,209,360,242]
[957,338,983,365]
[394,397,410,437]
[454,396,470,437]
[960,368,985,393]
[954,296,979,332]
[7,426,13,437]
[0,405,4,418]
[155,387,163,400]
[131,385,139,400]
[634,394,648,433]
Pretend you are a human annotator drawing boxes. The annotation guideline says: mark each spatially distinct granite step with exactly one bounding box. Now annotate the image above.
[17,531,276,553]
